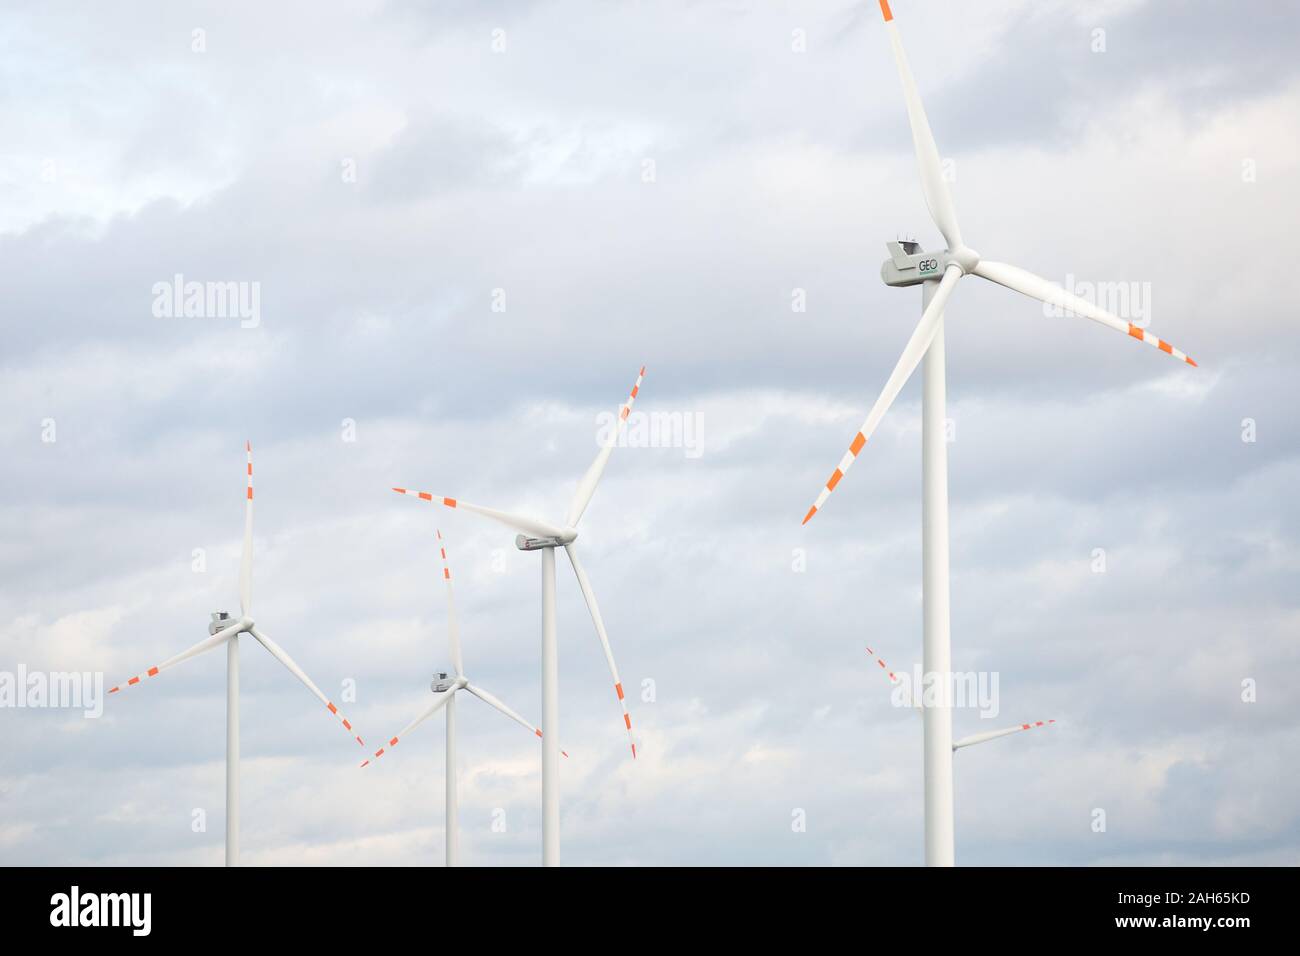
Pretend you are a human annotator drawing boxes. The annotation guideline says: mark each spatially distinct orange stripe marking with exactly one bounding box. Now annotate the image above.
[247,487,253,500]
[128,676,140,685]
[1158,340,1172,354]
[418,492,432,501]
[1187,357,1198,367]
[1127,323,1143,340]
[801,505,817,525]
[879,0,893,21]
[850,432,867,456]
[623,714,632,730]
[327,702,338,713]
[535,729,543,737]
[826,468,844,491]
[444,497,457,508]
[615,682,624,700]
[342,719,352,730]
[443,568,450,579]
[630,385,639,398]
[147,667,159,677]
[390,736,398,746]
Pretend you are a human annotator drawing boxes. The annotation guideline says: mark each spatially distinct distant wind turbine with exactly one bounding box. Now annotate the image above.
[362,529,560,868]
[392,367,644,866]
[107,443,365,866]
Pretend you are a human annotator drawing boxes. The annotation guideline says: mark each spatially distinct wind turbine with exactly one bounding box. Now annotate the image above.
[865,645,1056,749]
[392,366,644,867]
[361,528,561,868]
[107,442,365,866]
[802,1,1197,866]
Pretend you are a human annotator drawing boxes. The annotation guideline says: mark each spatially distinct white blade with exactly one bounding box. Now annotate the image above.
[464,681,565,756]
[953,719,1055,751]
[563,543,636,759]
[240,441,253,615]
[565,366,646,527]
[972,260,1198,366]
[391,488,567,539]
[435,529,464,676]
[360,687,456,767]
[880,1,963,250]
[107,620,243,695]
[248,626,365,747]
[803,264,963,524]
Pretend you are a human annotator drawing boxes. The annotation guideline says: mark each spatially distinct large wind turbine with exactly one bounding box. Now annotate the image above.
[362,529,559,867]
[392,366,644,867]
[107,443,365,866]
[802,1,1197,866]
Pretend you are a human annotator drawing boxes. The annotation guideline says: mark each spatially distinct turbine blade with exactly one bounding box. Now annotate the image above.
[360,688,455,767]
[973,260,1197,366]
[436,529,464,677]
[107,621,242,695]
[865,645,919,715]
[879,0,963,250]
[802,264,963,524]
[240,441,253,616]
[565,366,646,526]
[391,489,566,539]
[248,626,364,747]
[465,681,568,757]
[953,719,1056,751]
[563,543,637,759]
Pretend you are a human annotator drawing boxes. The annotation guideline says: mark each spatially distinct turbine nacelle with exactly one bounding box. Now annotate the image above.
[515,530,577,551]
[880,240,981,288]
[208,611,253,636]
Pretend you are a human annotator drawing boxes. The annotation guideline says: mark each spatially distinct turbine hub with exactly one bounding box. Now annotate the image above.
[949,245,981,275]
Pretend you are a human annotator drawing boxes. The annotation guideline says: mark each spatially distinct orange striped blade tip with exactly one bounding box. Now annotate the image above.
[878,0,893,21]
[1126,323,1198,366]
[534,728,570,758]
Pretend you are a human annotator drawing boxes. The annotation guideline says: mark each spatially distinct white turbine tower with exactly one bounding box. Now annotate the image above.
[392,366,644,867]
[361,529,561,868]
[802,1,1197,866]
[107,442,365,866]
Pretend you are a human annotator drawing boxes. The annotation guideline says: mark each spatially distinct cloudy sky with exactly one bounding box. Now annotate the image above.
[2,0,1298,866]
